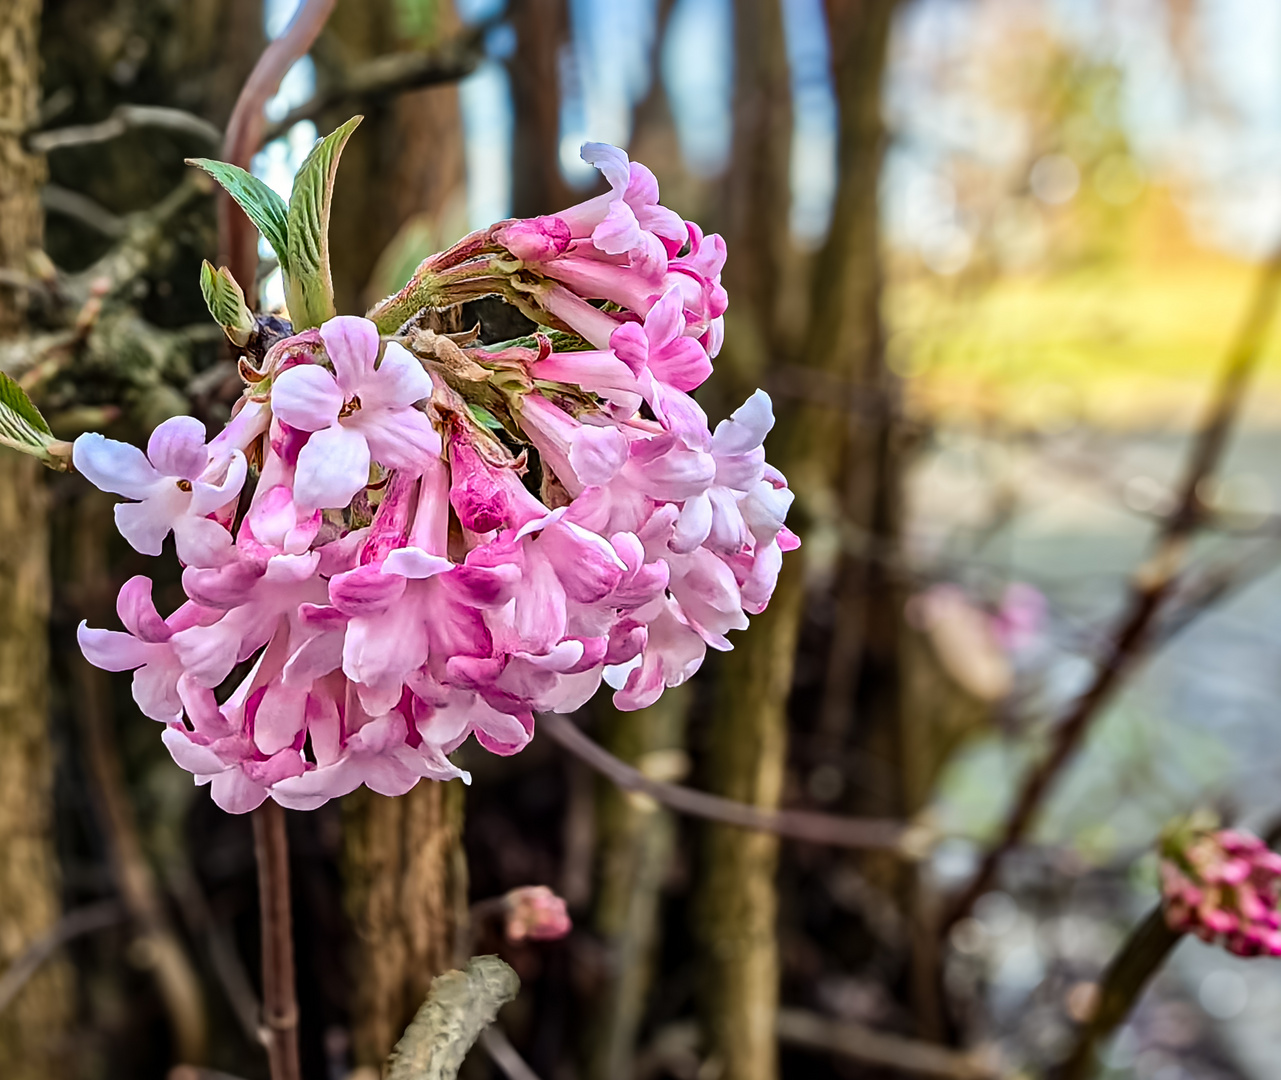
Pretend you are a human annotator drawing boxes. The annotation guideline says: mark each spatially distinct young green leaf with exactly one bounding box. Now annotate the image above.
[186,158,291,266]
[199,261,256,346]
[466,403,505,431]
[0,370,63,467]
[284,115,363,330]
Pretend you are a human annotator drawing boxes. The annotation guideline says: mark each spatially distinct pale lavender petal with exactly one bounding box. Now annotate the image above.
[116,575,170,642]
[270,365,343,432]
[161,727,229,775]
[353,406,440,472]
[581,142,630,193]
[362,341,433,410]
[713,390,775,456]
[381,547,453,579]
[78,622,153,671]
[293,423,370,510]
[191,450,247,515]
[172,515,234,568]
[146,415,209,479]
[132,661,184,723]
[671,493,712,554]
[113,485,186,556]
[254,680,308,755]
[320,315,380,394]
[73,432,162,499]
[210,770,269,814]
[592,198,645,256]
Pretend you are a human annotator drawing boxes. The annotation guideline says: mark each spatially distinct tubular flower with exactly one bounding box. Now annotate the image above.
[1159,816,1281,956]
[76,143,796,813]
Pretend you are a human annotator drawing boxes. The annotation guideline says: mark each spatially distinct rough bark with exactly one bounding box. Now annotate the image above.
[508,0,573,218]
[0,2,72,1074]
[341,783,468,1067]
[584,687,688,1080]
[694,4,899,1079]
[715,0,792,401]
[322,0,467,314]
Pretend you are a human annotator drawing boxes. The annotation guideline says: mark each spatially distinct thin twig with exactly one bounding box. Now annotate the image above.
[252,802,301,1080]
[220,0,337,295]
[777,1009,1001,1080]
[0,900,124,1014]
[41,184,126,237]
[481,1026,544,1080]
[942,247,1281,934]
[29,104,221,154]
[539,713,920,854]
[1052,906,1181,1080]
[72,493,209,1064]
[260,22,493,143]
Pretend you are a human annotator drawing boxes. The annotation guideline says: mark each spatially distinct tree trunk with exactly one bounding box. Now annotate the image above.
[323,0,467,315]
[341,784,468,1065]
[0,3,72,1075]
[508,0,572,218]
[584,687,688,1080]
[315,5,472,1067]
[694,4,899,1079]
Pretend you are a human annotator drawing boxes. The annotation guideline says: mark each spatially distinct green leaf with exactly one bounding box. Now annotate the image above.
[285,115,363,330]
[186,158,291,266]
[384,955,519,1080]
[199,261,255,346]
[0,370,63,467]
[466,403,504,431]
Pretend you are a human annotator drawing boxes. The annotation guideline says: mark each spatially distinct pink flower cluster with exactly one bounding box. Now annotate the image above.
[75,144,796,814]
[1160,825,1281,956]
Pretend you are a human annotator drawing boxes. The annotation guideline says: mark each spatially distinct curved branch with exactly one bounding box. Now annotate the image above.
[942,245,1281,935]
[538,712,921,854]
[219,0,337,296]
[1052,906,1181,1080]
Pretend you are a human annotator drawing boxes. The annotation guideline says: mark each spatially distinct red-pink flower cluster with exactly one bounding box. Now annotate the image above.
[73,144,797,813]
[1160,824,1281,956]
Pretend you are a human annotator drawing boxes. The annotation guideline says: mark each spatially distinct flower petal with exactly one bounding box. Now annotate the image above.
[293,423,371,511]
[78,622,154,671]
[146,416,209,479]
[320,315,380,393]
[362,341,433,410]
[115,495,181,557]
[73,432,161,499]
[270,365,344,432]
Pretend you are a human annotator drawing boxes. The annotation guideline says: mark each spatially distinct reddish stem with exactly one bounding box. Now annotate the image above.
[253,802,301,1080]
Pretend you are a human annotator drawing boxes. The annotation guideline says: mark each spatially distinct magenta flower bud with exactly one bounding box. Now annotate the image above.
[1160,818,1281,958]
[503,885,572,943]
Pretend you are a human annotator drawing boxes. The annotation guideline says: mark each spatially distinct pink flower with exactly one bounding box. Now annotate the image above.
[77,576,220,722]
[73,416,245,565]
[269,315,437,510]
[74,141,799,813]
[1160,820,1281,956]
[502,885,572,942]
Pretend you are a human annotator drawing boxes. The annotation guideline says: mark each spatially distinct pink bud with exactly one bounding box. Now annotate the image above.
[503,885,572,943]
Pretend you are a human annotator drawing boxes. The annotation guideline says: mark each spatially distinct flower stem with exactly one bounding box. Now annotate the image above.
[1054,905,1182,1080]
[252,802,301,1080]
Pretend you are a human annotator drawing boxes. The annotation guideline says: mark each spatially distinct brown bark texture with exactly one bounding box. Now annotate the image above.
[584,686,688,1080]
[0,1,72,1074]
[509,0,573,218]
[341,782,468,1067]
[695,4,899,1079]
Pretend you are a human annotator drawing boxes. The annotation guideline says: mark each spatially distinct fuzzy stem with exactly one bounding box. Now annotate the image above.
[252,802,301,1080]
